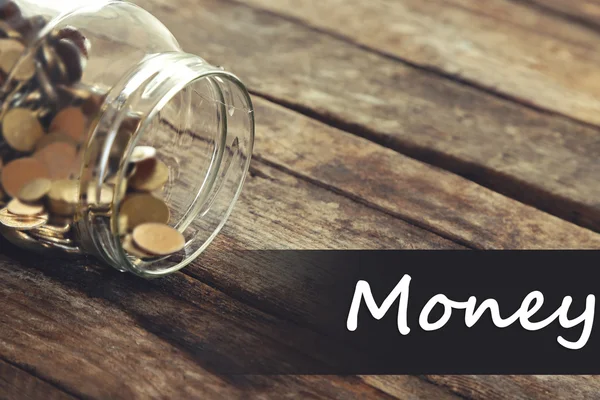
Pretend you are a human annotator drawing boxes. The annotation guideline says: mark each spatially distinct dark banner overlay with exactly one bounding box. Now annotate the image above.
[202,251,600,374]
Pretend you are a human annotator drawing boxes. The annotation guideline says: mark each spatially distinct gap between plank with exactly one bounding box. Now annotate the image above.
[250,155,476,249]
[420,375,472,400]
[251,90,600,234]
[508,0,600,32]
[0,355,83,400]
[225,0,600,132]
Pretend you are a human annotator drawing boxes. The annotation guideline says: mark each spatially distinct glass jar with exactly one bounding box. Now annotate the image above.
[0,0,255,277]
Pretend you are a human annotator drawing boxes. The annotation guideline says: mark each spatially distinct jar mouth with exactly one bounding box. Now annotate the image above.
[80,53,254,277]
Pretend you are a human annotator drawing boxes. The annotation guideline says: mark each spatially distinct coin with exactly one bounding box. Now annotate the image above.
[122,233,155,259]
[53,26,90,58]
[49,106,86,142]
[130,146,156,163]
[129,159,169,191]
[54,38,84,84]
[132,223,185,256]
[1,157,49,197]
[120,193,169,230]
[7,198,44,216]
[18,177,51,202]
[35,131,77,151]
[48,179,78,216]
[2,107,44,152]
[34,141,77,179]
[0,207,48,230]
[0,1,21,21]
[29,228,73,246]
[87,183,113,206]
[0,47,35,81]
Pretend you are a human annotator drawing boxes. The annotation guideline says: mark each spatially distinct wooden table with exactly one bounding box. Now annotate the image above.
[3,0,600,398]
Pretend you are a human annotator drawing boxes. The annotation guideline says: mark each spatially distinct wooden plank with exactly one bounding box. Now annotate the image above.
[0,162,457,399]
[229,0,600,126]
[0,359,76,400]
[232,162,459,250]
[426,375,600,400]
[250,99,600,249]
[530,0,600,28]
[142,0,600,233]
[0,250,401,399]
[361,376,462,400]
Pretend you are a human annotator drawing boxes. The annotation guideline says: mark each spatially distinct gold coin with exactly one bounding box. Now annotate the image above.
[118,214,128,235]
[29,229,73,246]
[2,108,45,152]
[122,234,155,259]
[7,198,44,216]
[18,178,51,203]
[34,141,77,180]
[0,39,31,79]
[37,221,71,235]
[0,48,35,81]
[130,146,156,163]
[48,179,78,216]
[0,208,48,230]
[1,157,50,198]
[50,106,87,142]
[120,193,169,230]
[87,183,113,206]
[129,159,169,191]
[132,223,185,256]
[34,131,76,151]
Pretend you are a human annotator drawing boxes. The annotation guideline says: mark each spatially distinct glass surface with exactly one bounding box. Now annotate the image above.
[0,1,254,277]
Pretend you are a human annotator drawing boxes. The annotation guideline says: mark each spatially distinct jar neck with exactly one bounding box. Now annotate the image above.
[76,52,255,277]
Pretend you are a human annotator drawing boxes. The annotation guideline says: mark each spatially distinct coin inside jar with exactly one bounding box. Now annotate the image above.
[18,177,51,203]
[129,159,169,191]
[48,179,78,216]
[132,223,185,256]
[120,193,170,230]
[34,141,77,180]
[130,146,157,163]
[0,208,48,230]
[49,106,86,142]
[2,107,45,152]
[1,157,49,197]
[7,198,44,216]
[122,233,155,259]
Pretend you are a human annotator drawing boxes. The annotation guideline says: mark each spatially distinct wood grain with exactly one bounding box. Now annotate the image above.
[0,161,456,398]
[426,375,600,400]
[250,99,600,249]
[141,0,600,233]
[0,249,402,399]
[0,359,76,400]
[530,0,600,28]
[231,0,600,126]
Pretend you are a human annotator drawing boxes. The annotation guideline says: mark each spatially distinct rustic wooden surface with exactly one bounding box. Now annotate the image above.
[2,0,600,398]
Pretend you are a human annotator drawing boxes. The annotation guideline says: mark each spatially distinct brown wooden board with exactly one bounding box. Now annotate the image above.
[0,161,458,398]
[140,0,600,232]
[0,359,76,400]
[1,0,599,398]
[231,0,600,126]
[425,375,600,400]
[530,0,600,28]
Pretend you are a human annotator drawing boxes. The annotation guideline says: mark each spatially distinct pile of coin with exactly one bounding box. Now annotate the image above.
[0,1,186,261]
